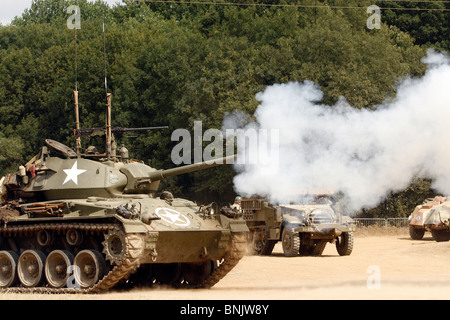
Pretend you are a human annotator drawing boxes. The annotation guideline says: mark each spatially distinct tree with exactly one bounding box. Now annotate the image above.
[0,0,439,209]
[377,0,450,51]
[0,133,24,176]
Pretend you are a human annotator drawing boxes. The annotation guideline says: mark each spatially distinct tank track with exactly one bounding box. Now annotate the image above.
[0,222,140,294]
[185,232,247,289]
[0,221,246,293]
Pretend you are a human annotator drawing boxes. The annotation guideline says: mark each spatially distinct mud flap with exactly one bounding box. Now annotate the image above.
[219,214,249,233]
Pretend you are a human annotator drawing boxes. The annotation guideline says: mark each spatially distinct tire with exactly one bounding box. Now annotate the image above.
[336,232,354,256]
[281,227,300,257]
[260,240,277,256]
[251,228,277,256]
[299,240,327,256]
[409,226,425,240]
[431,229,450,242]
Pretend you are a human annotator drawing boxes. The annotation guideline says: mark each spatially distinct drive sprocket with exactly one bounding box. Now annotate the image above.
[102,229,127,265]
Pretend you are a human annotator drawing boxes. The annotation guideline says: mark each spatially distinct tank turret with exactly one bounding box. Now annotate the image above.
[1,140,236,201]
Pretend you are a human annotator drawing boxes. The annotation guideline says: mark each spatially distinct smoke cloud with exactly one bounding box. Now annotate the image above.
[225,49,450,213]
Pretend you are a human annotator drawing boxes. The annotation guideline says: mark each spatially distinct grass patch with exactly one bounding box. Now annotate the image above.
[355,225,409,237]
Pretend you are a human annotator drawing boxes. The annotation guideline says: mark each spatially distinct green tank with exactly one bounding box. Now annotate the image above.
[0,139,247,293]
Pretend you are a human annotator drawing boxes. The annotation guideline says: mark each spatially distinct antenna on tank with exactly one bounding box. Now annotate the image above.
[101,1,113,160]
[67,3,82,156]
[74,27,82,156]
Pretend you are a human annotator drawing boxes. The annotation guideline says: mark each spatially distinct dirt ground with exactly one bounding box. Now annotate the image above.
[2,229,450,300]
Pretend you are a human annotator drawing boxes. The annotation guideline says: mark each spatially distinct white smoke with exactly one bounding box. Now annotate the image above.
[225,49,450,213]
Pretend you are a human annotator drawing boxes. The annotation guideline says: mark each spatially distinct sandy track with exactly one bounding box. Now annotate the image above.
[2,232,450,300]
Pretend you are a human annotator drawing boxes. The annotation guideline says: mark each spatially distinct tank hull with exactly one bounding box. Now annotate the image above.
[0,196,248,292]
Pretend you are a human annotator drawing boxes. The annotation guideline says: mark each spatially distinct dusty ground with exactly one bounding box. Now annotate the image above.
[2,229,450,300]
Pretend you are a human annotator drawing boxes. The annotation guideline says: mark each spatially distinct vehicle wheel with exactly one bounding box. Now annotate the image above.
[251,227,277,256]
[282,227,300,257]
[126,264,153,288]
[102,229,127,265]
[336,232,354,256]
[153,263,182,284]
[299,240,327,256]
[45,250,74,288]
[37,229,54,247]
[0,251,19,288]
[74,250,106,288]
[260,240,277,256]
[253,237,277,256]
[431,229,450,242]
[311,241,327,256]
[66,229,83,246]
[409,226,425,240]
[17,249,46,287]
[182,260,214,285]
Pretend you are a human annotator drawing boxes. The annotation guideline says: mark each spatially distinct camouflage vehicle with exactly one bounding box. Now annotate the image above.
[422,200,450,242]
[408,196,446,240]
[240,194,356,257]
[0,136,247,292]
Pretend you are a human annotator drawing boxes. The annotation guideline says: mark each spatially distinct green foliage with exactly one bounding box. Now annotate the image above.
[0,132,24,176]
[377,1,450,51]
[0,0,443,211]
[357,178,436,218]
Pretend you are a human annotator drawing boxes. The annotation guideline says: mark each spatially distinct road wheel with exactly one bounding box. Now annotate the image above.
[17,249,46,287]
[409,226,425,240]
[153,263,182,284]
[74,250,106,288]
[45,250,74,288]
[182,260,214,285]
[0,251,19,288]
[282,227,300,257]
[336,232,354,256]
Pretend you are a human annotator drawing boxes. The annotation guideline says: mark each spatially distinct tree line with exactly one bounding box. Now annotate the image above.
[0,0,447,216]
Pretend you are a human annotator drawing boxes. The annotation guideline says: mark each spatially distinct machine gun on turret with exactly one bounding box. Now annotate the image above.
[73,120,168,160]
[73,126,169,137]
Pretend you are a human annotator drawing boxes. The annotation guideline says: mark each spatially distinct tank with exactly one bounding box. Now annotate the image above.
[0,139,248,293]
[236,193,356,257]
[408,196,446,240]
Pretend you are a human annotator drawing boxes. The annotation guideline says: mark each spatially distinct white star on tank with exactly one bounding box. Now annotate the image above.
[155,208,190,227]
[63,161,87,185]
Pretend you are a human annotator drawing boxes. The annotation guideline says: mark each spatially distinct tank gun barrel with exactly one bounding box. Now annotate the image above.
[148,155,236,182]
